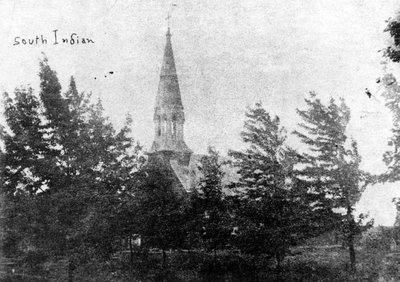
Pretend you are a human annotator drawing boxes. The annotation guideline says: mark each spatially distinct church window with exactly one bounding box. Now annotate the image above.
[163,115,167,134]
[157,115,161,136]
[172,114,177,137]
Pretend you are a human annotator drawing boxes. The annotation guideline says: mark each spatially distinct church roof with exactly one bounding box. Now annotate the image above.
[155,28,183,110]
[151,139,192,153]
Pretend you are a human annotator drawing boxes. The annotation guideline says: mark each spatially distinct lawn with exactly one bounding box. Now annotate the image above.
[2,245,395,281]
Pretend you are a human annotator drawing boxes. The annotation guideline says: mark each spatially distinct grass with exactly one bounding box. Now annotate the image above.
[110,246,393,281]
[5,245,396,281]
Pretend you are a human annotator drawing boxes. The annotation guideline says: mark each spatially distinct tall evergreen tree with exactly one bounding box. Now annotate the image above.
[294,93,372,271]
[229,103,335,270]
[186,147,232,254]
[133,159,187,266]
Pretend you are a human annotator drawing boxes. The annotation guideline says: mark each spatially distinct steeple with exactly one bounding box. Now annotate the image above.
[155,27,183,110]
[151,28,192,161]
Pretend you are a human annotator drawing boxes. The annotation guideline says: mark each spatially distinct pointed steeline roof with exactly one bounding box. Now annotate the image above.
[151,28,192,155]
[155,28,183,110]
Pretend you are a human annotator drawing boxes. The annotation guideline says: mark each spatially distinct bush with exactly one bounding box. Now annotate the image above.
[361,226,393,251]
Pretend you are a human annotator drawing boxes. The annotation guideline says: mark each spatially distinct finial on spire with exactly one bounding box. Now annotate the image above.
[166,13,171,29]
[165,3,177,31]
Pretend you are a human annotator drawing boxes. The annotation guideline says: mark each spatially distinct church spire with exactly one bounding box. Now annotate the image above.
[151,28,192,159]
[155,27,183,109]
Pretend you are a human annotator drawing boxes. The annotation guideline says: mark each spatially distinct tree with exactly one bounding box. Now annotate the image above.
[294,93,372,272]
[1,57,143,280]
[378,10,400,258]
[2,86,49,260]
[186,147,232,256]
[383,14,400,63]
[378,10,400,183]
[229,103,335,271]
[133,157,187,267]
[380,38,400,184]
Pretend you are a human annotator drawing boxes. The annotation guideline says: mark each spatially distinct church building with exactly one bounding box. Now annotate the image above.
[148,28,201,193]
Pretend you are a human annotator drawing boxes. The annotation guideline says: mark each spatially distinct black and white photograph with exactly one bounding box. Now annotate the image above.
[1,1,400,281]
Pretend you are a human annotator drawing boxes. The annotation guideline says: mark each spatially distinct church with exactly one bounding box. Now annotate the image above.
[147,27,201,193]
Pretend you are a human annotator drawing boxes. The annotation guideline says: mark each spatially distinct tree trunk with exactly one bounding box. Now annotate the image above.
[253,258,258,282]
[162,249,167,268]
[213,249,217,271]
[129,235,133,265]
[68,260,75,282]
[129,235,134,273]
[275,250,284,281]
[347,206,356,272]
[276,251,283,271]
[348,233,356,272]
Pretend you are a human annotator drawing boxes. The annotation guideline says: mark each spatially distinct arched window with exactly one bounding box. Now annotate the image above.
[162,115,167,135]
[172,114,177,137]
[157,115,161,136]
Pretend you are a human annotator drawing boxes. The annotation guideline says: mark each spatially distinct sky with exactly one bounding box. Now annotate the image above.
[1,0,400,225]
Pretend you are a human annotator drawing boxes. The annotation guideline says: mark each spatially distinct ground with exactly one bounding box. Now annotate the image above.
[3,244,400,281]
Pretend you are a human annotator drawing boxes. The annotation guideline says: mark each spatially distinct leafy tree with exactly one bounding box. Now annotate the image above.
[2,86,47,259]
[380,72,400,183]
[294,93,372,272]
[379,11,400,181]
[383,14,400,63]
[378,10,400,182]
[1,57,143,280]
[379,11,400,262]
[229,103,335,270]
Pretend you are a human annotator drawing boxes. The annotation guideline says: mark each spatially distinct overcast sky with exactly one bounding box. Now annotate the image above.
[1,0,400,225]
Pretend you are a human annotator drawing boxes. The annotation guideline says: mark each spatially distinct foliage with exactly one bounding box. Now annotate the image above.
[1,57,143,278]
[0,57,388,280]
[361,226,394,251]
[380,73,400,183]
[228,102,335,268]
[185,147,232,252]
[294,92,372,271]
[133,157,187,257]
[383,14,400,63]
[380,11,400,184]
[38,247,389,282]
